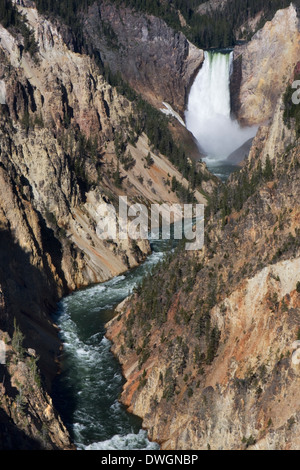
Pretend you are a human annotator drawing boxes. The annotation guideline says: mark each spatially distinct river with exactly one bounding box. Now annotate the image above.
[52,50,257,451]
[52,239,175,450]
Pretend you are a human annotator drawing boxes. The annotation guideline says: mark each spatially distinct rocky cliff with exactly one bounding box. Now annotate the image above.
[2,0,299,451]
[82,0,204,117]
[106,17,300,449]
[79,0,204,159]
[231,4,300,126]
[196,0,229,15]
[0,2,212,449]
[107,117,300,451]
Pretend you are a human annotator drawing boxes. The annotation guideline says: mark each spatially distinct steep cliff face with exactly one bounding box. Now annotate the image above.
[3,0,299,452]
[0,2,212,448]
[0,7,151,290]
[0,324,74,450]
[82,0,204,117]
[106,53,300,450]
[79,0,204,159]
[196,0,229,15]
[231,4,300,126]
[107,256,300,449]
[0,3,210,289]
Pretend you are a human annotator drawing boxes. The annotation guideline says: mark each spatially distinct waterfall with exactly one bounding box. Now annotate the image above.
[185,51,257,161]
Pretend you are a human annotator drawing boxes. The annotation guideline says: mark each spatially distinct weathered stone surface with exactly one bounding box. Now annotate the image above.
[0,328,74,450]
[196,0,229,15]
[107,257,300,450]
[106,13,300,447]
[82,0,204,116]
[231,4,300,126]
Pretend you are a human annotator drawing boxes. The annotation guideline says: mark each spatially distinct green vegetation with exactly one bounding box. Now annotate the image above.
[33,0,300,52]
[64,131,98,186]
[210,155,276,224]
[206,326,221,364]
[1,0,206,199]
[30,1,208,197]
[10,319,41,387]
[134,98,207,194]
[119,114,300,390]
[144,152,154,169]
[0,0,38,57]
[171,176,195,203]
[34,0,95,51]
[11,319,25,360]
[127,246,222,371]
[122,151,136,171]
[288,416,296,430]
[242,435,257,448]
[138,369,148,389]
[162,367,176,401]
[113,160,123,188]
[112,0,298,49]
[271,229,300,264]
[100,74,207,199]
[28,355,41,388]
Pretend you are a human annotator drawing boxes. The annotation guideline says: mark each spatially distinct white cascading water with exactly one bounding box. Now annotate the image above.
[185,51,257,161]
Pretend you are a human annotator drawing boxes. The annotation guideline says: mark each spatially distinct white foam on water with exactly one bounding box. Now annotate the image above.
[81,430,159,451]
[109,275,126,285]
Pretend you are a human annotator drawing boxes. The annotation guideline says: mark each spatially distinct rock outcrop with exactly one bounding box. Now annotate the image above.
[82,0,204,117]
[3,0,299,452]
[0,3,209,290]
[231,4,300,126]
[196,0,229,15]
[106,35,300,450]
[0,2,212,448]
[79,0,205,159]
[0,326,74,450]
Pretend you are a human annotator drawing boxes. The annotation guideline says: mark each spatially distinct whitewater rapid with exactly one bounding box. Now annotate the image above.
[52,240,177,450]
[185,51,257,162]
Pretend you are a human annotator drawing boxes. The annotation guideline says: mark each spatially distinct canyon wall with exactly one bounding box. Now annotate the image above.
[0,2,212,449]
[107,108,300,450]
[1,0,299,451]
[231,4,300,126]
[106,8,300,449]
[80,0,204,159]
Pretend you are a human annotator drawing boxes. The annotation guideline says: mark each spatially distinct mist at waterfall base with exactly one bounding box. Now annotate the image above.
[185,51,258,179]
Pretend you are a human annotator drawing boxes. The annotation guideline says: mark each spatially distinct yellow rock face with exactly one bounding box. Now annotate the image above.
[233,5,300,126]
